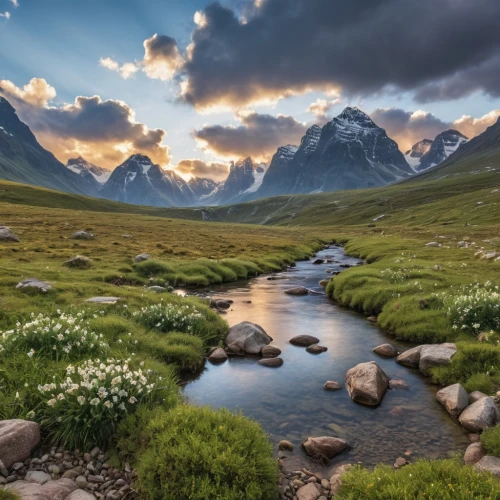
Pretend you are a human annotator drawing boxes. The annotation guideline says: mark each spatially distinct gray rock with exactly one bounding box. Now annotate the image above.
[330,464,353,496]
[5,478,76,499]
[261,345,281,358]
[213,299,231,310]
[0,419,40,470]
[72,231,95,240]
[459,397,498,432]
[296,482,320,500]
[285,287,309,296]
[396,345,423,368]
[0,226,19,242]
[306,345,328,354]
[225,322,272,354]
[64,255,92,268]
[436,383,469,417]
[26,470,51,485]
[396,343,457,375]
[258,357,284,367]
[208,348,228,363]
[75,475,88,488]
[345,361,389,406]
[302,436,348,461]
[464,442,486,465]
[289,335,319,347]
[85,297,121,304]
[134,253,150,263]
[389,379,409,390]
[469,391,489,403]
[373,343,397,357]
[324,381,341,391]
[67,491,97,500]
[146,286,166,293]
[16,278,52,292]
[475,456,500,477]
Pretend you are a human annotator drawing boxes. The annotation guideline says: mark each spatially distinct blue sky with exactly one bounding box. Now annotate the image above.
[1,0,500,178]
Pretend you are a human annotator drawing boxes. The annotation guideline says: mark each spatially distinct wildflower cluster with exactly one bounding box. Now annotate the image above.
[133,301,204,334]
[39,358,163,449]
[439,281,500,335]
[0,311,107,360]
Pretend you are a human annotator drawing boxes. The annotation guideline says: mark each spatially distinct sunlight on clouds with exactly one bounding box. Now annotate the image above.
[194,11,207,28]
[99,57,119,72]
[452,110,500,139]
[307,97,342,119]
[0,78,56,107]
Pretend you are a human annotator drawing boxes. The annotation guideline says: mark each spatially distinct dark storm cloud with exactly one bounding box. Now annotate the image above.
[177,0,500,108]
[177,159,229,180]
[193,110,307,159]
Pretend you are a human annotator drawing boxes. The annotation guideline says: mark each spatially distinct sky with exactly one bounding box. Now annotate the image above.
[1,0,500,180]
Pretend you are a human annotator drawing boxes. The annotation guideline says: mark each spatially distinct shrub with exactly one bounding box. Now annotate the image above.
[38,358,174,449]
[0,311,107,361]
[481,426,500,457]
[134,259,171,277]
[136,405,279,500]
[337,459,500,499]
[464,373,496,394]
[0,490,20,500]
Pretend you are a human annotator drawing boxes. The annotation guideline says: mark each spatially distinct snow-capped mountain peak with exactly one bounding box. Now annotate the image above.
[404,139,433,170]
[66,156,111,184]
[416,130,468,172]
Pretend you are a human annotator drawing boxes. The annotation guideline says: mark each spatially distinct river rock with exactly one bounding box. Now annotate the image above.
[373,343,397,357]
[396,343,457,375]
[279,440,294,451]
[324,381,341,391]
[367,316,378,322]
[258,357,283,367]
[459,397,498,432]
[345,361,389,406]
[208,348,228,363]
[0,226,19,242]
[296,482,321,500]
[319,280,329,287]
[312,259,325,265]
[64,255,91,268]
[225,322,272,354]
[0,419,40,469]
[134,253,150,263]
[72,231,94,240]
[302,436,348,461]
[330,464,353,495]
[464,442,486,465]
[285,287,309,296]
[475,456,500,477]
[262,345,281,358]
[213,299,231,310]
[469,391,489,403]
[16,278,52,292]
[67,491,96,500]
[389,379,409,390]
[290,335,319,347]
[26,470,51,484]
[306,345,328,354]
[436,383,469,417]
[5,478,76,499]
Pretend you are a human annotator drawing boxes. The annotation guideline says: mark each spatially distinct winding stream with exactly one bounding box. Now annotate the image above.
[182,247,469,474]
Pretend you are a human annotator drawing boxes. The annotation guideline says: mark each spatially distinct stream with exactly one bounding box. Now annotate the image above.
[182,247,469,474]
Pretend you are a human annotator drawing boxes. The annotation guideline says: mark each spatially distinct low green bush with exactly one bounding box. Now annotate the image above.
[134,259,171,277]
[337,459,500,499]
[136,405,279,500]
[481,426,500,457]
[0,490,20,500]
[464,373,497,394]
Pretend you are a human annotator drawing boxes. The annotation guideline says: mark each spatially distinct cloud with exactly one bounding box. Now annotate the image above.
[159,0,500,109]
[100,34,183,82]
[176,159,229,180]
[370,107,500,151]
[193,110,308,161]
[0,78,171,169]
[9,0,18,7]
[0,11,11,19]
[307,98,342,119]
[99,57,139,79]
[452,110,500,139]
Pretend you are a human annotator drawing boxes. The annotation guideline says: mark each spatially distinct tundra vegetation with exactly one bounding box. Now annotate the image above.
[1,160,500,497]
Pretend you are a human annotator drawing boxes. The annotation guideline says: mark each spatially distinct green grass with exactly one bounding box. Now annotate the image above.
[134,405,279,500]
[481,426,500,458]
[0,490,20,500]
[337,459,500,499]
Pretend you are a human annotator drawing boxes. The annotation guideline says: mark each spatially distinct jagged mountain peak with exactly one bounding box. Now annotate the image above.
[66,156,111,185]
[417,129,468,172]
[335,106,376,128]
[277,144,299,160]
[405,139,434,170]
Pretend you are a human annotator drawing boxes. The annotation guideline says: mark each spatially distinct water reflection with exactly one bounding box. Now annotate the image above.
[182,247,469,474]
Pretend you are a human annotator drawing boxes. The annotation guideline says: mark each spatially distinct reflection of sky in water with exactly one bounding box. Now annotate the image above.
[183,248,469,473]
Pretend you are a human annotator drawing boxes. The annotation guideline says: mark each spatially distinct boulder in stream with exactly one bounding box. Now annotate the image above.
[373,343,397,357]
[225,322,272,355]
[345,361,389,406]
[290,335,320,347]
[285,287,309,296]
[261,345,281,358]
[396,343,457,375]
[306,345,328,354]
[459,397,498,432]
[302,436,348,461]
[258,357,283,367]
[208,348,228,363]
[436,383,469,417]
[324,381,341,391]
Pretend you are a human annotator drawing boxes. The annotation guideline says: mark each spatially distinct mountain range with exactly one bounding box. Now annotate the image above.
[0,95,490,208]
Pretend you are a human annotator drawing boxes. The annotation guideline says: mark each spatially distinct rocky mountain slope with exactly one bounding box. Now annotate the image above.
[188,176,220,199]
[0,97,97,195]
[66,157,111,191]
[100,154,195,207]
[405,139,433,170]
